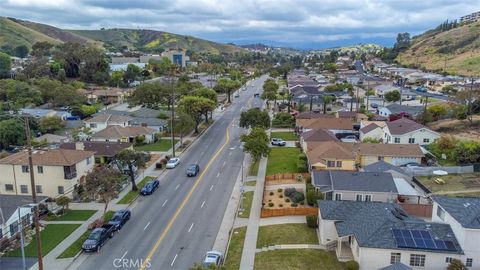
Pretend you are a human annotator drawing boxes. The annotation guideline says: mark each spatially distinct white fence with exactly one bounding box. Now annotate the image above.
[405,165,474,176]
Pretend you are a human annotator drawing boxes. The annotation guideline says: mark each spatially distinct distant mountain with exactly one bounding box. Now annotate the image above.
[0,17,243,55]
[396,21,480,76]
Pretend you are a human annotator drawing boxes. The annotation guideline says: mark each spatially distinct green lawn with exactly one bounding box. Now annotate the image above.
[257,223,318,248]
[103,210,115,222]
[248,160,260,176]
[245,181,256,186]
[238,191,254,218]
[254,249,346,270]
[6,224,80,257]
[417,173,480,193]
[48,210,97,222]
[134,139,178,152]
[266,147,302,175]
[117,176,153,204]
[57,230,90,258]
[270,132,298,141]
[224,227,247,270]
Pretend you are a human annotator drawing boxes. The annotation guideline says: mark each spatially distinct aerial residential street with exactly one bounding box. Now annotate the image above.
[69,76,266,270]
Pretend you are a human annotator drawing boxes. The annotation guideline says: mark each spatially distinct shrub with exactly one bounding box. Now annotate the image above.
[295,141,301,148]
[268,202,274,207]
[300,201,304,205]
[447,259,467,270]
[284,188,296,197]
[298,154,307,161]
[306,189,317,206]
[345,260,359,270]
[269,191,274,196]
[285,198,290,202]
[291,203,298,207]
[279,204,283,207]
[296,160,308,173]
[306,215,318,228]
[277,188,283,193]
[279,194,283,198]
[290,191,305,203]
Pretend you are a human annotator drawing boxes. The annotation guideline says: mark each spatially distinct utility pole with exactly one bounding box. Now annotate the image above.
[170,69,176,158]
[24,116,43,270]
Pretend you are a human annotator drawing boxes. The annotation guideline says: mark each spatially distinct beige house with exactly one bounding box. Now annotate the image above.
[0,149,95,198]
[84,114,131,133]
[305,142,356,171]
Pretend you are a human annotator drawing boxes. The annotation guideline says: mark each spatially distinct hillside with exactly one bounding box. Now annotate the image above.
[0,17,243,55]
[397,21,480,76]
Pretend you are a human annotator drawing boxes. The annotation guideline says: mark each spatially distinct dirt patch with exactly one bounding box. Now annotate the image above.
[263,187,306,209]
[427,116,480,141]
[146,154,161,168]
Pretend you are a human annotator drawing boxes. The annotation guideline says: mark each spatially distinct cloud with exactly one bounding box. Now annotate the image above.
[1,0,479,48]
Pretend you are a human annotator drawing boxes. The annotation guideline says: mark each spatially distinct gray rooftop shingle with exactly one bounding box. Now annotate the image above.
[312,171,398,193]
[378,262,413,270]
[433,196,480,229]
[364,160,408,176]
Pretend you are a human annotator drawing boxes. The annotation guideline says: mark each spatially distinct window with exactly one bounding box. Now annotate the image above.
[95,157,101,164]
[391,252,401,264]
[20,185,28,194]
[36,185,42,194]
[466,258,473,267]
[336,161,342,167]
[37,166,43,174]
[21,165,29,173]
[335,193,342,201]
[378,156,384,161]
[327,161,335,167]
[410,254,425,267]
[394,137,400,143]
[423,138,430,143]
[437,206,445,221]
[365,195,372,202]
[445,257,453,263]
[58,186,64,194]
[5,184,14,191]
[356,194,363,201]
[86,157,92,165]
[408,138,415,144]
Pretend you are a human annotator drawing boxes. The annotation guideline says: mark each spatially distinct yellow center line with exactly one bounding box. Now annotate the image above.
[139,121,232,269]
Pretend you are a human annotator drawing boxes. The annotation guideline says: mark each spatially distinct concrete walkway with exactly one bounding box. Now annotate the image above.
[239,157,268,270]
[259,216,306,226]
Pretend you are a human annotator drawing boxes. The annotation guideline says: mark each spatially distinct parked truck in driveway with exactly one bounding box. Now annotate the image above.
[82,224,116,252]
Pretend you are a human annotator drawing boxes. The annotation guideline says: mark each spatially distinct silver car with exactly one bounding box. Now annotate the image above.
[166,158,180,169]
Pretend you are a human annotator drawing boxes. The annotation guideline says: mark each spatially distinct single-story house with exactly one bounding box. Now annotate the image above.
[84,114,131,133]
[295,111,335,119]
[300,128,338,149]
[378,104,424,118]
[355,143,424,167]
[383,118,440,146]
[91,126,156,143]
[34,134,69,145]
[94,108,169,131]
[60,141,133,164]
[296,118,354,134]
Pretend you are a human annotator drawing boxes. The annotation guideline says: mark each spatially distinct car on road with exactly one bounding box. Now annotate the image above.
[108,210,131,231]
[166,158,180,169]
[140,179,160,195]
[82,224,115,253]
[254,93,260,98]
[271,138,286,146]
[203,251,223,268]
[186,164,200,177]
[370,103,378,108]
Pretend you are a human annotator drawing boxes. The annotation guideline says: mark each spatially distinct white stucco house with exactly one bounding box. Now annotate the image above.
[318,200,465,270]
[383,118,440,146]
[84,113,131,133]
[432,196,480,269]
[0,195,47,239]
[378,104,424,118]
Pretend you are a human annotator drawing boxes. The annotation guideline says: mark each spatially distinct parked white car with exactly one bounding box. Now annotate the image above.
[166,158,180,169]
[203,251,223,267]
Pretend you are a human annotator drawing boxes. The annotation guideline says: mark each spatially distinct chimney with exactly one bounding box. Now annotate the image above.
[75,142,84,150]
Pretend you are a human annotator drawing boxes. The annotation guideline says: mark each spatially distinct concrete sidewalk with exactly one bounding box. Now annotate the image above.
[239,157,268,270]
[259,216,306,226]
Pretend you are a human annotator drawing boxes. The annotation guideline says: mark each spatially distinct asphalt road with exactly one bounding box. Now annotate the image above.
[70,76,267,270]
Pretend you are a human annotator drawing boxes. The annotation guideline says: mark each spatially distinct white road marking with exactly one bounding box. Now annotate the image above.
[229,147,236,150]
[188,223,194,232]
[201,201,206,208]
[171,254,178,266]
[144,222,150,230]
[210,185,214,191]
[216,172,220,178]
[175,184,180,190]
[120,251,128,260]
[162,199,168,207]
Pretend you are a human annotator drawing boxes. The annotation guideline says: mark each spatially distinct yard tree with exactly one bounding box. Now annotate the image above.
[427,104,448,120]
[14,45,29,58]
[261,90,277,108]
[39,116,65,134]
[262,79,279,93]
[130,82,169,109]
[271,112,294,128]
[85,165,123,215]
[384,90,401,102]
[0,119,25,150]
[0,52,11,79]
[215,77,241,103]
[193,87,217,120]
[178,95,216,133]
[123,64,141,83]
[322,95,335,114]
[239,108,271,129]
[56,196,71,213]
[240,127,270,162]
[115,149,148,191]
[31,41,53,57]
[174,112,195,145]
[455,87,480,125]
[365,88,375,111]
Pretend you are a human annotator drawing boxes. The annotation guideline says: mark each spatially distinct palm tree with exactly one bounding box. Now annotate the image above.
[322,95,334,114]
[365,88,375,113]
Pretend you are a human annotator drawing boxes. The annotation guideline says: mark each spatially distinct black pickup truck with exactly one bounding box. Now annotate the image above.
[82,224,115,252]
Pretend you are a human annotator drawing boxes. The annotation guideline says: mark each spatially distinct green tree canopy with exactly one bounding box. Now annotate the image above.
[85,165,123,215]
[239,108,271,129]
[39,116,65,134]
[178,95,216,133]
[0,52,12,79]
[384,90,401,102]
[215,77,241,103]
[241,127,270,162]
[115,149,148,191]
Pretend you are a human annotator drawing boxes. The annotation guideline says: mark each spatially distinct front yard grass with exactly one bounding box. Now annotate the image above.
[266,147,302,175]
[238,191,254,218]
[254,249,346,270]
[224,226,247,270]
[245,181,256,186]
[48,210,97,222]
[117,176,153,204]
[417,173,480,193]
[270,132,298,141]
[6,224,80,257]
[256,223,318,248]
[57,229,90,258]
[134,139,178,152]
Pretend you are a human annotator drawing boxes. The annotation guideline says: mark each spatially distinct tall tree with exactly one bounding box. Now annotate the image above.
[455,85,480,125]
[240,127,270,162]
[215,78,241,103]
[129,82,169,109]
[39,116,65,134]
[384,90,401,103]
[175,112,195,145]
[0,52,12,79]
[365,88,375,112]
[85,165,123,215]
[14,45,29,58]
[322,95,334,114]
[239,108,271,129]
[0,119,25,150]
[115,149,147,191]
[178,96,215,132]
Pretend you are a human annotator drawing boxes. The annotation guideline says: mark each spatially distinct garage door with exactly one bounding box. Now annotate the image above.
[392,157,417,166]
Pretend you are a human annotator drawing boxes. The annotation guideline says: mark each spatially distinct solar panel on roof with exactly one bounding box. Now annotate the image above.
[392,229,459,252]
[444,241,456,251]
[412,230,422,238]
[434,240,447,250]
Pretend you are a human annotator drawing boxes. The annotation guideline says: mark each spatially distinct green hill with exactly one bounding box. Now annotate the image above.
[397,21,480,76]
[0,17,243,55]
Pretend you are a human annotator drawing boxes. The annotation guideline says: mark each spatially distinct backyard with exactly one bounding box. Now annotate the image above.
[224,226,247,270]
[117,176,153,204]
[254,249,346,270]
[134,139,178,151]
[256,223,318,248]
[417,173,480,194]
[270,132,298,141]
[266,147,304,175]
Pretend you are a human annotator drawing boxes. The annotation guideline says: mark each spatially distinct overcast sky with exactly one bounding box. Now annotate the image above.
[1,0,479,49]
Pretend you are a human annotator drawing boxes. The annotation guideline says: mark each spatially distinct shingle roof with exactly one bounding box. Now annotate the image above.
[356,143,424,158]
[378,262,413,270]
[92,126,156,139]
[0,195,48,223]
[296,111,335,119]
[360,123,380,134]
[301,128,339,142]
[297,118,353,130]
[0,149,94,166]
[306,141,355,163]
[60,141,132,157]
[84,114,131,124]
[319,200,463,253]
[312,170,398,193]
[386,118,431,135]
[433,196,480,229]
[364,160,408,175]
[384,104,424,116]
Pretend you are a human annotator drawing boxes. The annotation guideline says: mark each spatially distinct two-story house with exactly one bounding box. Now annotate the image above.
[84,114,131,133]
[383,118,440,146]
[432,196,480,269]
[0,149,95,198]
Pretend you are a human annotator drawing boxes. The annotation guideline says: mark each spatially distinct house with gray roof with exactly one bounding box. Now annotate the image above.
[318,200,464,269]
[432,196,480,268]
[378,104,424,118]
[311,170,398,202]
[95,108,168,131]
[383,118,439,146]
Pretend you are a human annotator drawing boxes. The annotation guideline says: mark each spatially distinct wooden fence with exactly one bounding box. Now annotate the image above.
[265,173,311,182]
[260,207,318,218]
[400,203,433,218]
